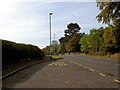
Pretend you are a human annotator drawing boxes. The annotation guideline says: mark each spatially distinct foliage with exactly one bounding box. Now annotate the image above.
[42,40,60,55]
[80,25,120,55]
[2,39,44,65]
[59,36,70,54]
[80,27,105,55]
[96,1,120,24]
[66,33,81,52]
[103,25,116,53]
[80,34,90,54]
[59,23,81,54]
[113,19,120,52]
[96,1,120,55]
[64,23,81,37]
[42,46,50,55]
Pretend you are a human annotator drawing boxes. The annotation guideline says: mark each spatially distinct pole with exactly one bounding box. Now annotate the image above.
[49,13,53,58]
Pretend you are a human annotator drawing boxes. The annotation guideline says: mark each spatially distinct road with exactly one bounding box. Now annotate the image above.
[3,55,119,88]
[65,55,119,78]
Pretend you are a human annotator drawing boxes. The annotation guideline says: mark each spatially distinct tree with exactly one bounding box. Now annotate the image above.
[80,28,105,55]
[96,1,120,24]
[42,46,50,55]
[66,33,81,53]
[59,23,81,54]
[80,34,90,54]
[96,1,120,54]
[64,23,81,37]
[89,27,104,52]
[113,19,120,52]
[59,36,70,54]
[103,25,117,53]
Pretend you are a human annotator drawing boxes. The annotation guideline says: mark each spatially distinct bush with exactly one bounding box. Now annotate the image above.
[1,39,44,66]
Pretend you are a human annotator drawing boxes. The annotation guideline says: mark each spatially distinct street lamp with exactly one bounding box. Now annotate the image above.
[49,12,53,58]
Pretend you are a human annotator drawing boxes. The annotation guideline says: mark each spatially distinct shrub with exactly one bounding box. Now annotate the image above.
[1,39,44,66]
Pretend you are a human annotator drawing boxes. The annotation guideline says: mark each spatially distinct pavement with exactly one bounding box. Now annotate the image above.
[2,55,120,88]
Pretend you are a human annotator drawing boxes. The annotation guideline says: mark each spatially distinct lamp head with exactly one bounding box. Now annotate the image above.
[49,12,53,15]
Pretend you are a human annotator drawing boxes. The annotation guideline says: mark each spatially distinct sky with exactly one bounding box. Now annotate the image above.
[0,0,107,48]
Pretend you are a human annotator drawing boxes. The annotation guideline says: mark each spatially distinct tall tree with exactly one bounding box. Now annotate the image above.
[113,19,120,52]
[97,1,120,53]
[64,23,81,37]
[89,27,104,52]
[59,36,70,54]
[66,33,81,53]
[59,23,81,54]
[80,28,104,55]
[96,1,120,24]
[80,34,90,54]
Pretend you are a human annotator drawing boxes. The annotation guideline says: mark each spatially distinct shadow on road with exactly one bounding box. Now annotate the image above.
[2,59,60,88]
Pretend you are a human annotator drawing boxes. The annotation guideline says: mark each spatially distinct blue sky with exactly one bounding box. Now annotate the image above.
[0,1,107,48]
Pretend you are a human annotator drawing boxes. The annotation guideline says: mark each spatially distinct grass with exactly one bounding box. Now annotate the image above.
[78,53,120,60]
[52,55,62,59]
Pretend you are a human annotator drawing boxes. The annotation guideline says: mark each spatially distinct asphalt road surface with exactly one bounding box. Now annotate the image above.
[65,55,119,78]
[3,55,119,88]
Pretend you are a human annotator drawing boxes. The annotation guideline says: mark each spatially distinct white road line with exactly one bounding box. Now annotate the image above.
[89,69,94,72]
[114,79,120,83]
[83,66,87,69]
[78,64,81,66]
[99,73,106,76]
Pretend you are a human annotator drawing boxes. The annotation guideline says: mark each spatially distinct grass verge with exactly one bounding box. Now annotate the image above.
[78,53,119,60]
[52,55,63,60]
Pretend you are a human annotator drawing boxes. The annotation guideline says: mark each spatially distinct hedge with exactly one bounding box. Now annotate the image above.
[1,39,44,66]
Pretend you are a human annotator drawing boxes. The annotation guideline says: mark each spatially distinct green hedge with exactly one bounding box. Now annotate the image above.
[1,39,44,65]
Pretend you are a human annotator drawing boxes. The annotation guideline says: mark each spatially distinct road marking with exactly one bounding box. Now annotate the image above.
[83,66,87,69]
[78,64,81,66]
[89,69,94,72]
[48,64,53,66]
[99,73,106,76]
[75,63,78,64]
[114,79,120,83]
[48,62,68,67]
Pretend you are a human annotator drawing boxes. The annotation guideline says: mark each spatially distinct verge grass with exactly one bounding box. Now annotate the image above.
[52,55,62,59]
[78,53,120,60]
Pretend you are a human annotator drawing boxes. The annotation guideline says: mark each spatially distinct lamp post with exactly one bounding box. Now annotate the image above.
[49,12,53,58]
